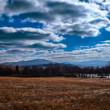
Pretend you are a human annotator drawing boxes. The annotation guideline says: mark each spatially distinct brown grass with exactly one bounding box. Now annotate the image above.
[0,77,110,110]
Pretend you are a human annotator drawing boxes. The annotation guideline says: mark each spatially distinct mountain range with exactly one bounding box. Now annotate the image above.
[68,61,108,67]
[1,59,109,67]
[2,59,54,66]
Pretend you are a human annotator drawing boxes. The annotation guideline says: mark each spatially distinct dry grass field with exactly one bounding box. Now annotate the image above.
[0,77,110,110]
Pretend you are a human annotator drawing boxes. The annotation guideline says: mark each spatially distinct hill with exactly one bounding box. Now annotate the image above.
[2,59,54,66]
[64,61,108,68]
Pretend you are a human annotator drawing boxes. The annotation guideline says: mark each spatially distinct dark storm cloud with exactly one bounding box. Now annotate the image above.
[46,1,87,17]
[0,42,19,48]
[20,12,54,22]
[6,0,33,11]
[0,28,49,41]
[5,0,35,15]
[26,42,66,49]
[0,27,63,41]
[0,27,65,49]
[0,0,109,37]
[0,0,110,63]
[44,0,109,37]
[0,48,36,57]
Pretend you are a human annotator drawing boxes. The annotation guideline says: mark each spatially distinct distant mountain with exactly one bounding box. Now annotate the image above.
[63,61,108,68]
[2,60,108,67]
[2,59,54,66]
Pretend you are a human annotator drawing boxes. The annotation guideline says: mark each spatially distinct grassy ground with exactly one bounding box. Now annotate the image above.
[0,77,110,110]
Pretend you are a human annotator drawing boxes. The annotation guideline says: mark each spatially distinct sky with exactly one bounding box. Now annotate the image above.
[0,0,110,63]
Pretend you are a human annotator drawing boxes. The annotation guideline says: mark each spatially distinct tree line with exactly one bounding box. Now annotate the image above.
[0,63,110,78]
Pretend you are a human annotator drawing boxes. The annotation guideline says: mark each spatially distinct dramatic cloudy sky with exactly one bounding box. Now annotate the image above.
[0,0,110,63]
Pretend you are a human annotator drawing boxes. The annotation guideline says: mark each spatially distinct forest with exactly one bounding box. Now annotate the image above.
[0,63,110,78]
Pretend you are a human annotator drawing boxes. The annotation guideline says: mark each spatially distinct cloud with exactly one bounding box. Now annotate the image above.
[47,47,110,62]
[105,26,110,31]
[0,0,109,37]
[5,0,37,15]
[0,0,110,63]
[0,27,64,42]
[102,1,110,11]
[44,1,109,37]
[95,43,110,47]
[0,48,36,56]
[0,41,110,63]
[0,27,65,50]
[102,40,110,43]
[30,41,110,62]
[25,41,66,49]
[0,0,7,15]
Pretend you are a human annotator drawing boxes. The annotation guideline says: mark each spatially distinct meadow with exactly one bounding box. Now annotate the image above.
[0,77,110,110]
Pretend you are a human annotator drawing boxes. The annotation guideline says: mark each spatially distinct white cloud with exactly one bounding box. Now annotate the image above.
[0,0,7,15]
[103,40,110,43]
[0,0,110,37]
[105,26,110,31]
[102,1,110,11]
[0,48,36,57]
[0,27,66,50]
[0,0,110,63]
[30,41,110,62]
[0,27,64,42]
[0,41,110,63]
[95,43,110,47]
[44,1,109,37]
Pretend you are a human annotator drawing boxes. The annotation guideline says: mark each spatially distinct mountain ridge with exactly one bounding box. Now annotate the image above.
[2,59,54,66]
